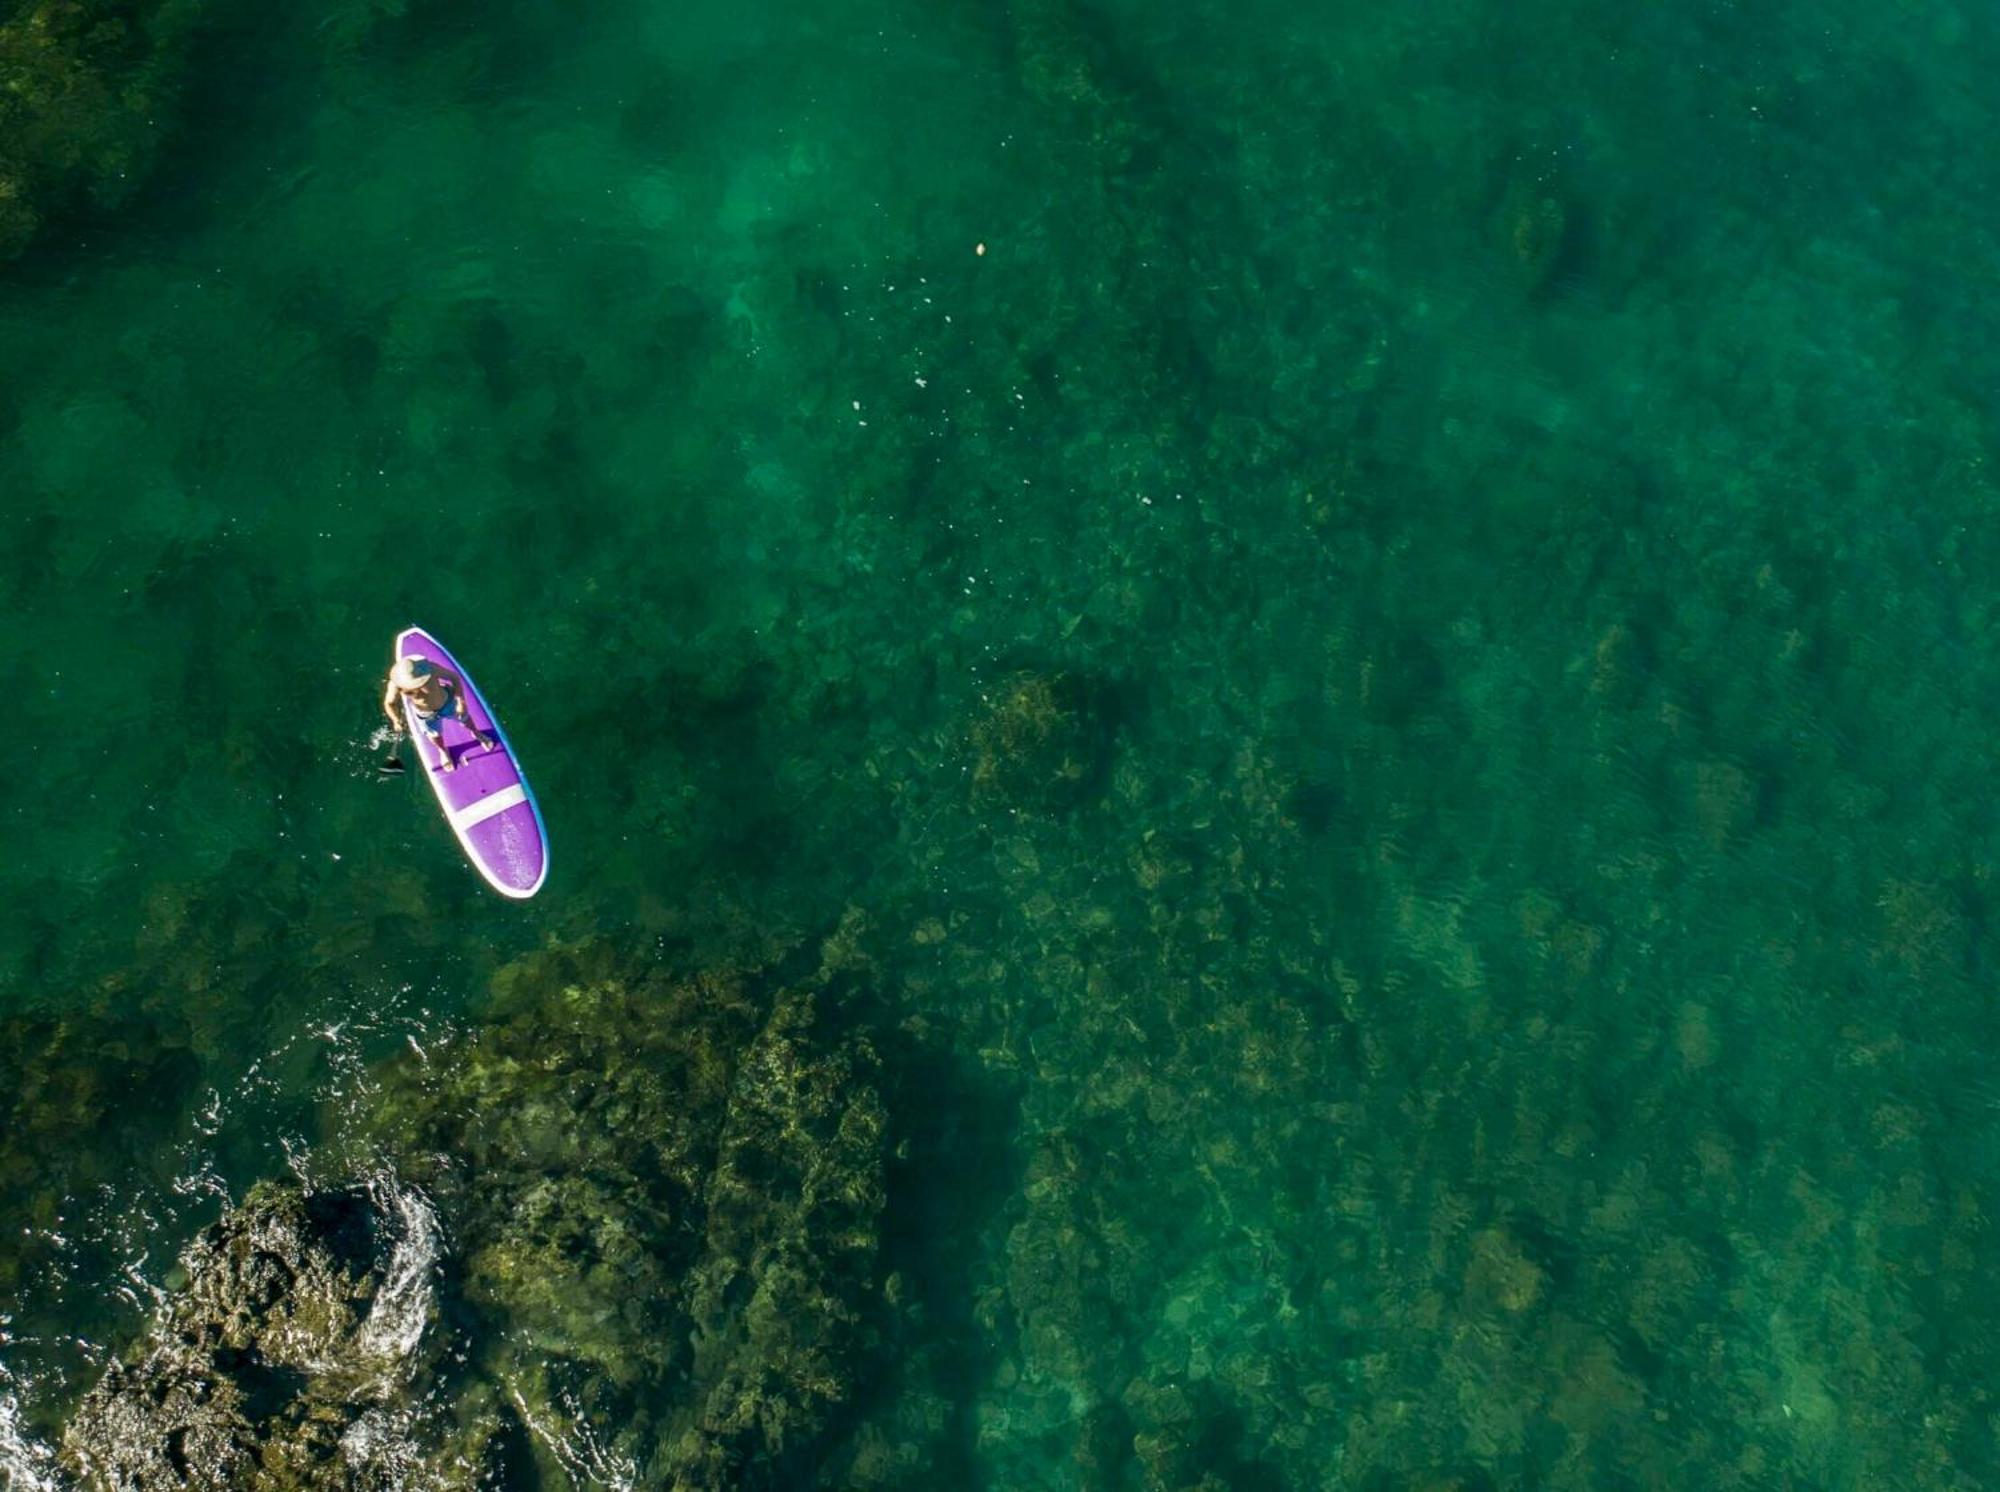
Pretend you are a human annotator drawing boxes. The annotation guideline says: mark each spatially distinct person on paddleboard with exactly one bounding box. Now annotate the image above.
[383,654,495,772]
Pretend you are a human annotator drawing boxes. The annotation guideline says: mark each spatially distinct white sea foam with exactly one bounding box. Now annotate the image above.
[0,1360,63,1492]
[339,1405,425,1488]
[508,1380,638,1491]
[357,1172,441,1371]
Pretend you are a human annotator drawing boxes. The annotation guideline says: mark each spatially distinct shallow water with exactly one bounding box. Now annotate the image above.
[8,0,2000,1485]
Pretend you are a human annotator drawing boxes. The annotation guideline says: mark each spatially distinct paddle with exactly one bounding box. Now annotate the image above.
[379,732,407,776]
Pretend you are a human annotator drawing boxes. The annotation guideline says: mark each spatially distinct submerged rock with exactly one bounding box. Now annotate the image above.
[659,989,889,1487]
[360,944,892,1488]
[0,1012,199,1305]
[967,671,1107,813]
[52,942,894,1489]
[0,0,207,261]
[60,1176,441,1491]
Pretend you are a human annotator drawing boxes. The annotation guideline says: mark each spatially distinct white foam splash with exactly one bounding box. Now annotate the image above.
[507,1380,638,1491]
[339,1405,423,1489]
[0,1358,63,1492]
[1,991,467,1492]
[357,1173,441,1371]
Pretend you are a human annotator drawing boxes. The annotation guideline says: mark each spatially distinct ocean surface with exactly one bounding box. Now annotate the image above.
[7,0,2000,1485]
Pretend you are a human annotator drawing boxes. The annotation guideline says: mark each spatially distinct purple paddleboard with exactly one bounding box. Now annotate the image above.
[394,626,548,899]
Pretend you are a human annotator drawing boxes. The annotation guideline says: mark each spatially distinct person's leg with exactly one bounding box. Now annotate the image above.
[424,721,454,772]
[450,691,495,753]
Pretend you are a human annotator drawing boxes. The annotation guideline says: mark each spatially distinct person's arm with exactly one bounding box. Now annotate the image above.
[382,676,405,732]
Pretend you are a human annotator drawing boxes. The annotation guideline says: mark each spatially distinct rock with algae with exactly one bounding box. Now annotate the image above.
[0,0,206,261]
[967,671,1107,813]
[51,941,896,1489]
[0,1009,198,1305]
[60,1176,445,1491]
[356,941,892,1489]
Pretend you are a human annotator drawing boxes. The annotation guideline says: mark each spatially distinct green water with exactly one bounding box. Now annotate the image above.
[8,0,2000,1484]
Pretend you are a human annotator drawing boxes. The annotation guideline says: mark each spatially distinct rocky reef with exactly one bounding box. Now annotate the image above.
[52,940,893,1490]
[369,943,891,1487]
[967,671,1108,814]
[61,1177,440,1490]
[0,1009,199,1317]
[0,0,206,260]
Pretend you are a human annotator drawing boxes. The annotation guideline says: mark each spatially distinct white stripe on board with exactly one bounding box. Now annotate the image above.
[450,783,528,832]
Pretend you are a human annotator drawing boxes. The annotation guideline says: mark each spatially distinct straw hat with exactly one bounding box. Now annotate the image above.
[391,655,434,691]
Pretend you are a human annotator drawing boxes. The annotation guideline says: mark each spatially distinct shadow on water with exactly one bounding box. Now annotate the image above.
[862,1035,1023,1487]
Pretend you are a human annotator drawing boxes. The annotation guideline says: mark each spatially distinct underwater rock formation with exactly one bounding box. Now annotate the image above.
[0,0,205,260]
[0,1011,199,1307]
[967,671,1106,813]
[60,1177,440,1491]
[53,944,894,1488]
[358,943,892,1488]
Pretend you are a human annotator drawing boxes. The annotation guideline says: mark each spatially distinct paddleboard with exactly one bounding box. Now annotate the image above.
[394,625,548,899]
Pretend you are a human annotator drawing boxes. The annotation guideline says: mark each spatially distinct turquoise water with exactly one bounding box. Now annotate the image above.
[9,0,2000,1484]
